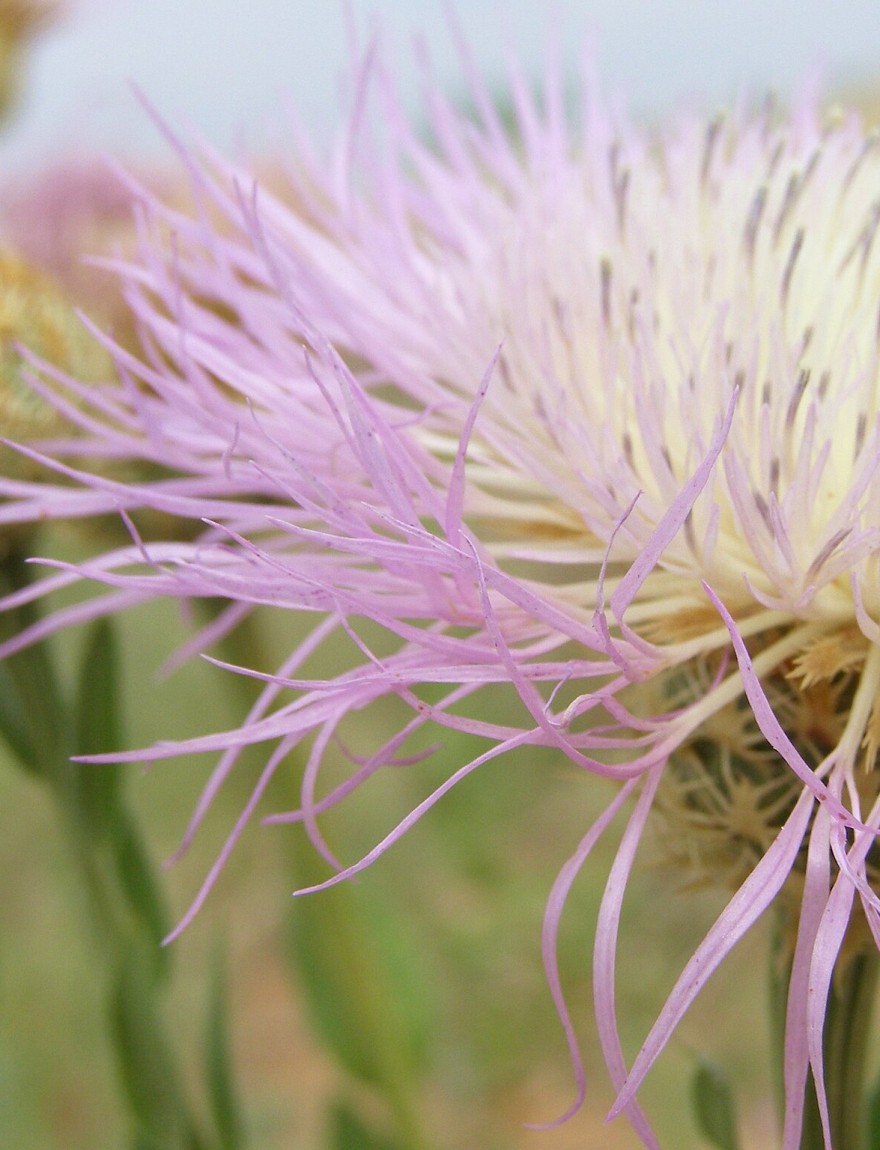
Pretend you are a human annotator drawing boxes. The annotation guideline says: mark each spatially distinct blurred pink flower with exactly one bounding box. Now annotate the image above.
[1,41,880,1148]
[0,155,186,347]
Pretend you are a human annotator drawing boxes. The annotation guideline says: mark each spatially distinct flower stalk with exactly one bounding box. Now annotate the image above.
[817,950,877,1150]
[0,546,237,1148]
[770,912,879,1150]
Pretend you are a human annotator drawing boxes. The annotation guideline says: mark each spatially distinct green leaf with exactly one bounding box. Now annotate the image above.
[75,617,122,754]
[74,617,170,954]
[0,628,67,775]
[287,857,432,1091]
[73,617,123,836]
[287,838,434,1150]
[325,1099,403,1150]
[867,1070,880,1148]
[109,944,186,1146]
[204,944,245,1150]
[0,660,38,769]
[131,1136,165,1150]
[0,551,68,777]
[691,1057,740,1150]
[112,807,172,961]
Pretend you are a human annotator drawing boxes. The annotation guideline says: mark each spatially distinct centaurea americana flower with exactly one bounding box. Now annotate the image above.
[1,41,880,1148]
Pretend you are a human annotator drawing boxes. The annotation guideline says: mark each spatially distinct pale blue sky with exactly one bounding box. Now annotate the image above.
[2,0,880,171]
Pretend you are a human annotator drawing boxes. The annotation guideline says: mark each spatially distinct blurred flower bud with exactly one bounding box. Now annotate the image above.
[0,0,58,123]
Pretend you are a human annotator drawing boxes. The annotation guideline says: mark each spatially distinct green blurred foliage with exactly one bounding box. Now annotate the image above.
[0,535,782,1149]
[691,1058,740,1150]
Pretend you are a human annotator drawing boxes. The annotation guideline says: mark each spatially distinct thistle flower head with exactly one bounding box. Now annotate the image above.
[2,40,880,1148]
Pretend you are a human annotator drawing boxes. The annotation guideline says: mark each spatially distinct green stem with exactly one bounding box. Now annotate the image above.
[824,951,877,1150]
[0,548,215,1148]
[208,601,435,1149]
[0,549,114,923]
[771,914,879,1150]
[289,830,434,1150]
[210,605,436,1149]
[0,546,71,773]
[768,922,789,1128]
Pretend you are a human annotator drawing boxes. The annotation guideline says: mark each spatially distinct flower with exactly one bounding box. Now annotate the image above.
[1,39,879,1148]
[0,156,158,344]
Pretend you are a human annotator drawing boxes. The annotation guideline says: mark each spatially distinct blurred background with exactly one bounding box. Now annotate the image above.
[3,0,880,172]
[1,3,879,1150]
